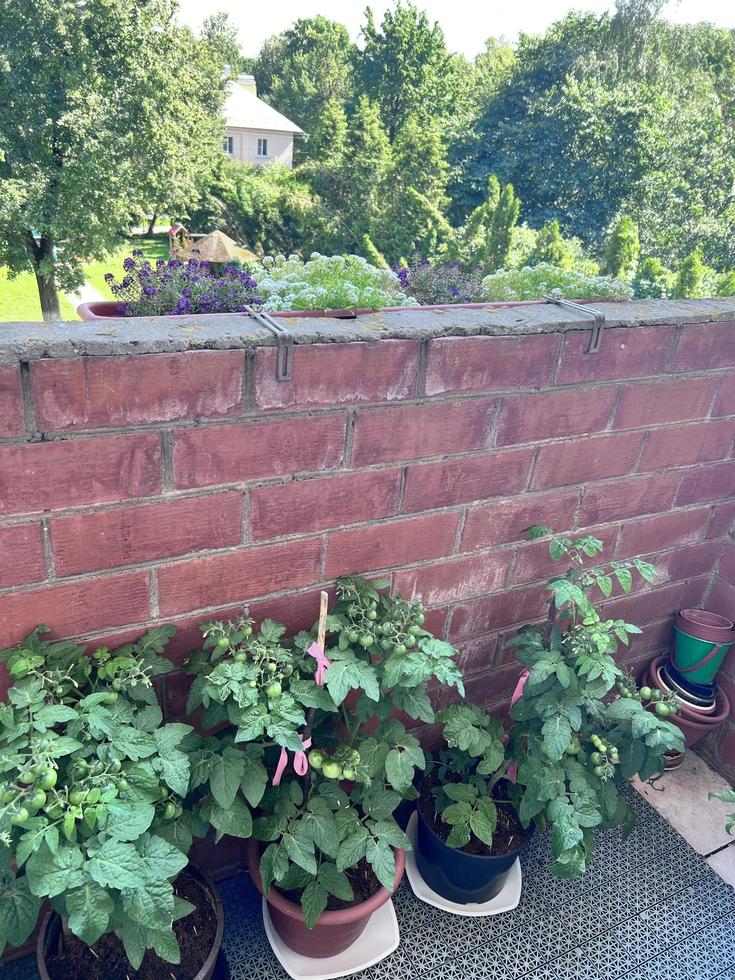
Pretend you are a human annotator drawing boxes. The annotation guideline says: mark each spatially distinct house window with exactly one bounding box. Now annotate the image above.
[257,138,268,157]
[223,136,233,154]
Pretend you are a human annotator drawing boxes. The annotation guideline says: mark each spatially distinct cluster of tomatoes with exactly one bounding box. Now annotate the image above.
[308,745,361,781]
[616,677,679,718]
[216,627,294,701]
[1,763,58,827]
[342,595,426,654]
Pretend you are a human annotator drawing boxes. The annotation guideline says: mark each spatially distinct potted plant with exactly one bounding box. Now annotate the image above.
[412,528,685,906]
[186,577,465,961]
[0,626,226,979]
[414,702,532,905]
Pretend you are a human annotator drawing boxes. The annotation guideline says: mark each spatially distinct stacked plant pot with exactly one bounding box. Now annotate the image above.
[642,609,734,753]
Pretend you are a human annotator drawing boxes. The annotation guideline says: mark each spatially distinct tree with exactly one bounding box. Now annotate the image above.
[0,0,227,319]
[532,220,575,270]
[254,16,355,157]
[674,248,716,298]
[201,11,247,74]
[357,3,457,142]
[604,215,640,277]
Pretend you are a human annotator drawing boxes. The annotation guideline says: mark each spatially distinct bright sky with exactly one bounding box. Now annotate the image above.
[176,0,735,59]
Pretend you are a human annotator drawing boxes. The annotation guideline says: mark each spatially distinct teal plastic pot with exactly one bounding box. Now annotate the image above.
[671,609,734,687]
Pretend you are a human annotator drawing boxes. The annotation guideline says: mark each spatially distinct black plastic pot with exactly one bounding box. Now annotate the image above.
[37,866,227,980]
[415,805,533,905]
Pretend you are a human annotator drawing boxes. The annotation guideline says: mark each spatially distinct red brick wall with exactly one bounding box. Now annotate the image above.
[1,321,733,761]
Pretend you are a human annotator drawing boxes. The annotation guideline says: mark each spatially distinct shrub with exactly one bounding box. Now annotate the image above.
[105,250,260,315]
[603,216,640,279]
[392,257,486,305]
[482,263,633,301]
[632,257,676,298]
[253,253,415,311]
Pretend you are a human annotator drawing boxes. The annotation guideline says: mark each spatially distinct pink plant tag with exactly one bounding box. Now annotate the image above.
[272,735,312,786]
[506,668,530,783]
[307,641,332,686]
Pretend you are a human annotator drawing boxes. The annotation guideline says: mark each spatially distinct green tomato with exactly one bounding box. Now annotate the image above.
[566,737,581,755]
[0,787,18,804]
[593,765,607,778]
[39,768,57,790]
[348,630,360,644]
[217,636,230,649]
[112,678,123,692]
[322,762,343,780]
[102,692,118,705]
[249,680,258,688]
[416,613,425,626]
[117,778,129,792]
[359,634,374,649]
[396,644,407,655]
[266,661,278,673]
[349,749,361,765]
[11,807,30,826]
[162,802,176,820]
[266,682,282,699]
[234,652,246,663]
[380,638,392,651]
[243,626,253,638]
[341,767,356,781]
[19,771,35,785]
[409,625,421,637]
[404,635,416,649]
[367,609,377,621]
[109,761,122,774]
[651,690,663,702]
[639,686,652,701]
[308,750,324,770]
[70,789,86,806]
[282,665,293,678]
[29,789,47,810]
[655,702,670,717]
[590,752,603,765]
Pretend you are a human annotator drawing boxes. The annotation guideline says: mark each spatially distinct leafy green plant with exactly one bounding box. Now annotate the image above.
[709,788,735,835]
[0,626,197,968]
[252,253,415,310]
[507,527,684,877]
[188,576,464,927]
[482,263,633,301]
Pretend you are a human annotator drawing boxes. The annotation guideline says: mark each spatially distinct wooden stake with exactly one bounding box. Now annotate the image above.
[317,590,329,652]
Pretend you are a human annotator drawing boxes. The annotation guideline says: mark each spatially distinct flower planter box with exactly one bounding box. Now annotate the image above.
[76,301,379,321]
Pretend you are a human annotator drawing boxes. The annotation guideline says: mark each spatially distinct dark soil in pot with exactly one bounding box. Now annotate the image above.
[417,772,531,857]
[280,857,383,911]
[38,869,224,980]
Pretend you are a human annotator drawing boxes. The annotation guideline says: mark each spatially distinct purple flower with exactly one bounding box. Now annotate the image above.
[143,285,157,297]
[123,257,136,271]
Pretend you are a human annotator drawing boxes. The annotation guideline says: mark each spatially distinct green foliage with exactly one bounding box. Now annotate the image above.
[532,220,575,271]
[604,216,640,278]
[674,248,718,298]
[709,789,735,835]
[0,627,194,966]
[190,576,463,929]
[632,256,676,298]
[482,263,633,301]
[0,0,228,318]
[508,528,684,877]
[251,253,414,311]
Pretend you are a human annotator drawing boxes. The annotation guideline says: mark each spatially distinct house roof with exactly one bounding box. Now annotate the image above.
[225,82,303,135]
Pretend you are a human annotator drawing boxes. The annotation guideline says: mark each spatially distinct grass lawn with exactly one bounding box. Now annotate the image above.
[0,234,169,321]
[0,269,78,323]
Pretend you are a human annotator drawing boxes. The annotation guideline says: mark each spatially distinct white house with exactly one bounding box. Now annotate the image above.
[223,75,303,167]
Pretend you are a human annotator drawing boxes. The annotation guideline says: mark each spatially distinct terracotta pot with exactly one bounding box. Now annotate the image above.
[246,837,405,957]
[77,301,375,321]
[36,866,224,980]
[644,657,731,748]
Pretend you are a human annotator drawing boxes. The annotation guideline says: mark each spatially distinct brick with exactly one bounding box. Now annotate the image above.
[531,432,644,490]
[604,581,685,627]
[671,322,735,372]
[461,489,579,552]
[676,461,735,505]
[614,376,721,429]
[157,538,323,616]
[719,545,735,585]
[402,448,533,513]
[512,527,617,585]
[496,386,616,446]
[616,508,710,558]
[50,492,243,576]
[449,585,548,641]
[707,501,735,539]
[173,415,346,490]
[710,581,735,621]
[423,334,561,396]
[325,512,460,578]
[393,551,510,606]
[0,524,45,588]
[680,574,712,609]
[0,365,24,438]
[557,325,675,385]
[713,375,735,418]
[622,617,675,660]
[434,662,526,711]
[31,351,245,431]
[250,587,337,636]
[0,571,151,647]
[352,398,495,466]
[653,541,725,585]
[638,421,733,472]
[451,632,499,678]
[254,340,419,411]
[578,473,680,527]
[250,469,401,540]
[0,433,161,516]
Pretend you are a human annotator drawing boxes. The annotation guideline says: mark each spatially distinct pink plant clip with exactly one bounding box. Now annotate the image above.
[506,668,530,782]
[272,735,312,786]
[307,641,332,686]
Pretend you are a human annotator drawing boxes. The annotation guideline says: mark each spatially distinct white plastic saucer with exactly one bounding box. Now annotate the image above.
[262,896,399,980]
[405,811,522,917]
